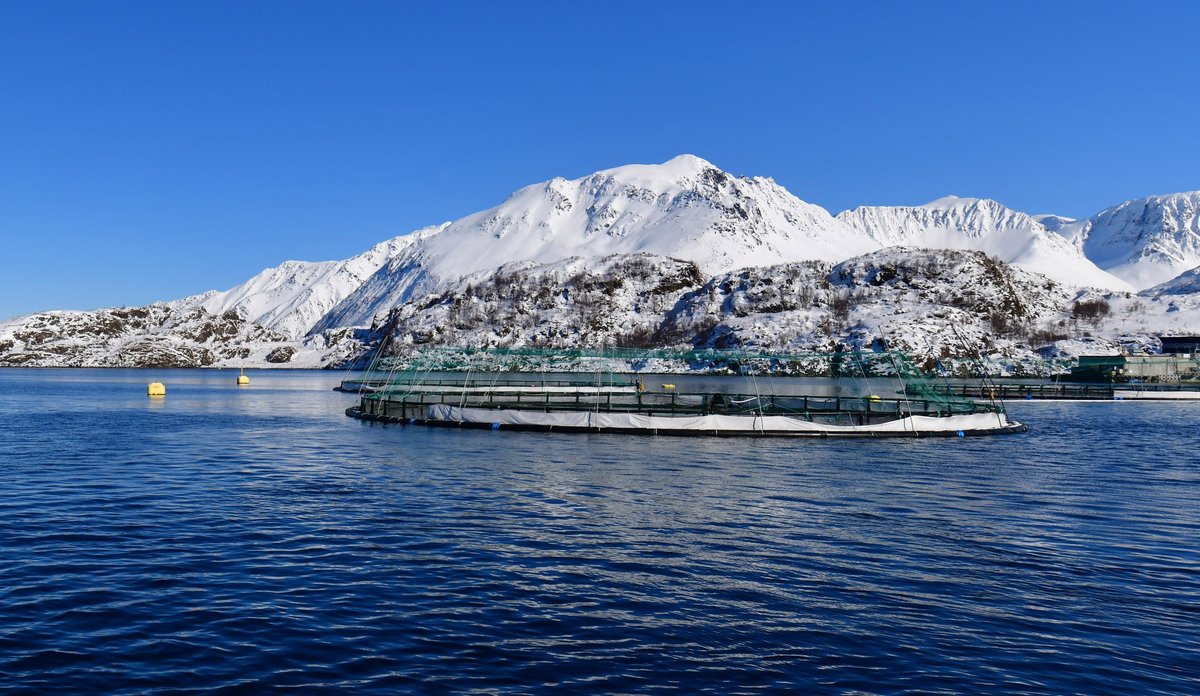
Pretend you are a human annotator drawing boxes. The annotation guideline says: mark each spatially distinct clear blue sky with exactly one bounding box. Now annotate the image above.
[2,0,1198,319]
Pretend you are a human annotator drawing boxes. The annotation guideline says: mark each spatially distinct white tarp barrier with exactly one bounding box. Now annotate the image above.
[384,384,637,394]
[1114,390,1200,401]
[424,405,1015,434]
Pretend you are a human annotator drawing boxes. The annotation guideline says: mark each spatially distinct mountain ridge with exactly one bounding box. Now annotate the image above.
[78,157,1200,338]
[303,156,1184,333]
[835,196,1132,291]
[311,154,882,332]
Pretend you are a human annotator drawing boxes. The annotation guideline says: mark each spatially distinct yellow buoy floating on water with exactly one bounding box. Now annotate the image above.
[237,368,250,386]
[147,382,166,397]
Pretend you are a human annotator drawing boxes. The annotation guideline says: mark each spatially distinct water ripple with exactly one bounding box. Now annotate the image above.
[0,371,1198,693]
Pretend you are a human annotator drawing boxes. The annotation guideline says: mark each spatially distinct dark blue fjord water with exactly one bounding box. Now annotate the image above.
[1,369,1198,694]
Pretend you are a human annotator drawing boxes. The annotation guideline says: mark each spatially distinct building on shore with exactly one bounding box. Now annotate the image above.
[1160,336,1200,355]
[1067,345,1200,383]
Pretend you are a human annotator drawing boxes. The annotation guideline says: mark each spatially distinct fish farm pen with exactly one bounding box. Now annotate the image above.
[343,348,1027,437]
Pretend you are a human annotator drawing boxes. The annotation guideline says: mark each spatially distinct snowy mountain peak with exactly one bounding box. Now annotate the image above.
[1057,190,1200,289]
[527,155,721,204]
[311,156,881,331]
[600,153,710,180]
[1032,214,1075,232]
[921,195,983,209]
[614,153,716,179]
[665,152,713,167]
[451,156,872,271]
[840,196,1036,240]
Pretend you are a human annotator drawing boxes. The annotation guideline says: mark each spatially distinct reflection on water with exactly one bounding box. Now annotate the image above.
[0,369,1198,693]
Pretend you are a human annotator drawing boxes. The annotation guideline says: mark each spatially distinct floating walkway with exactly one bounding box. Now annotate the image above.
[933,382,1200,401]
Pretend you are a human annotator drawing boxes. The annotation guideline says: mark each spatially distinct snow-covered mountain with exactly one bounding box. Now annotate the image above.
[836,196,1132,291]
[311,154,879,331]
[5,155,1200,370]
[171,234,423,339]
[139,159,1200,336]
[1056,191,1200,289]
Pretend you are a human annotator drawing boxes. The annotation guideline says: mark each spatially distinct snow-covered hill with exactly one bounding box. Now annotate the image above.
[362,244,1200,371]
[836,196,1132,291]
[1057,191,1200,289]
[369,248,1081,368]
[0,305,287,367]
[4,248,1197,370]
[0,305,374,368]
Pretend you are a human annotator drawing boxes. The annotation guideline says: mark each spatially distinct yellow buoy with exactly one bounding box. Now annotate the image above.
[237,368,250,386]
[661,383,676,390]
[147,382,166,397]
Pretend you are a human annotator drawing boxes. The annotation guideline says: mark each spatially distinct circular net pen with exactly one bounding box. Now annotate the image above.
[342,347,1027,437]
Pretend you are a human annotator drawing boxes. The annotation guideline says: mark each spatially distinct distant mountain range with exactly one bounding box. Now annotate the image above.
[3,155,1199,368]
[172,155,1200,339]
